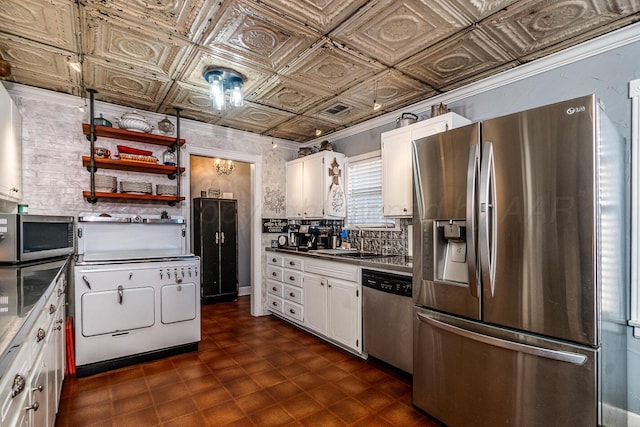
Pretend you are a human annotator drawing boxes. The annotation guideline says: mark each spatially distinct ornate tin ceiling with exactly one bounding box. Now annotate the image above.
[0,0,639,142]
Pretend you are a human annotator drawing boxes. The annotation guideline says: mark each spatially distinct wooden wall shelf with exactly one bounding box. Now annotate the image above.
[82,124,185,147]
[83,191,185,203]
[82,156,185,176]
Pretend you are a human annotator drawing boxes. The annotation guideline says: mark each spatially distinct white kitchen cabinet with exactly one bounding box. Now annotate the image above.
[326,278,360,351]
[0,83,22,202]
[381,112,471,217]
[302,274,326,334]
[285,151,347,219]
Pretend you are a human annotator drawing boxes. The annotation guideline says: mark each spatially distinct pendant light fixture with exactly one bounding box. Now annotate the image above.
[215,158,235,175]
[372,80,382,111]
[203,66,245,111]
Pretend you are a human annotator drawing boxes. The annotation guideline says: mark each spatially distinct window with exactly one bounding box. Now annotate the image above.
[346,151,395,228]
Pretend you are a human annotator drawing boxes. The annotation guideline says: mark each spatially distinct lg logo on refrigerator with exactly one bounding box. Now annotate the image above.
[566,106,586,114]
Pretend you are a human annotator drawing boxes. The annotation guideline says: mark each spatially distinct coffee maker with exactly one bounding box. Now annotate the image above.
[297,225,319,250]
[287,224,299,248]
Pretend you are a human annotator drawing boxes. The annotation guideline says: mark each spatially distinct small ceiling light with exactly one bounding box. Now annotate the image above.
[203,66,245,111]
[68,56,82,73]
[373,80,382,111]
[314,114,322,137]
[215,158,235,175]
[271,138,277,149]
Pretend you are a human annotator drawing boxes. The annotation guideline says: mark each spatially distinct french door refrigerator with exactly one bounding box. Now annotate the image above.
[411,95,629,427]
[193,198,238,303]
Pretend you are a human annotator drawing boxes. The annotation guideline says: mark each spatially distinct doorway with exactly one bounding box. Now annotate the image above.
[183,147,263,316]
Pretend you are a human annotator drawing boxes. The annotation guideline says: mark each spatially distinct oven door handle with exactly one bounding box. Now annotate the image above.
[117,285,124,305]
[82,275,92,290]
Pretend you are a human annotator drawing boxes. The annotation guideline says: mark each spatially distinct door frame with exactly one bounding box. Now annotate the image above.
[184,146,264,316]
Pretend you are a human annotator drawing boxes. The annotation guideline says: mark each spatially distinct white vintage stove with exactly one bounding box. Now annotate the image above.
[73,214,200,377]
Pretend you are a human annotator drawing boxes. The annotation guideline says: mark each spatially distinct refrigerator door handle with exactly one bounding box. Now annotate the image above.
[416,313,587,365]
[466,143,480,298]
[215,231,219,244]
[479,141,497,296]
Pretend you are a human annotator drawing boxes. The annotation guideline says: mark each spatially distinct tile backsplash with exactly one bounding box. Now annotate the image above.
[345,219,411,256]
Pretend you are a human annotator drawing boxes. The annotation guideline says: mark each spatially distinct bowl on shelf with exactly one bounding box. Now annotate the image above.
[93,147,111,158]
[115,111,153,133]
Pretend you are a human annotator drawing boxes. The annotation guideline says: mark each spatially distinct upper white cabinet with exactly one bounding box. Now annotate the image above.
[381,112,471,217]
[286,151,347,219]
[0,84,22,203]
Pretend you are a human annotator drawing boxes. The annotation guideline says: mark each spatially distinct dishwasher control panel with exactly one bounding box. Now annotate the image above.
[362,269,412,297]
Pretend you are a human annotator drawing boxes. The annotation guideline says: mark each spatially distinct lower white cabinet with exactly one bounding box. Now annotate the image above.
[1,265,67,427]
[266,252,362,355]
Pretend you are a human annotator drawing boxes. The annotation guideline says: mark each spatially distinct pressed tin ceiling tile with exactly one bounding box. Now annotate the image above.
[258,0,370,33]
[398,28,516,90]
[252,75,332,115]
[330,0,470,66]
[83,8,192,77]
[0,0,76,51]
[84,0,213,39]
[200,0,320,72]
[0,35,80,96]
[216,102,296,134]
[281,38,385,94]
[161,81,225,122]
[84,58,173,110]
[481,0,640,59]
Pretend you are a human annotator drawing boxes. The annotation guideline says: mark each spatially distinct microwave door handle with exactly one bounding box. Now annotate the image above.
[479,141,497,297]
[466,143,479,299]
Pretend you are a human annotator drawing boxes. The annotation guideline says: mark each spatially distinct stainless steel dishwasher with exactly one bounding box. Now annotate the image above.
[362,269,413,374]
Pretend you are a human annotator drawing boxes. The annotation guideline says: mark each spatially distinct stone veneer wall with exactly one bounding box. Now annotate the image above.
[5,84,297,316]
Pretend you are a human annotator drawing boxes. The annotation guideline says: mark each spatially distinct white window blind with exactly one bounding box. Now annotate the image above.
[347,154,394,227]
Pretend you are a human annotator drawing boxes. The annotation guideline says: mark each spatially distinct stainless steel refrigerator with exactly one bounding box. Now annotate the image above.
[193,198,238,303]
[411,95,629,427]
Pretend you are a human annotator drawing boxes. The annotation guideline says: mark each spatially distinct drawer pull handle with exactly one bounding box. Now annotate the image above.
[272,301,277,306]
[289,309,295,314]
[118,285,124,304]
[26,401,39,412]
[272,258,277,262]
[289,292,295,297]
[289,276,295,281]
[272,287,277,291]
[36,328,46,343]
[289,261,295,266]
[32,384,43,393]
[54,325,62,331]
[11,375,25,398]
[49,304,56,314]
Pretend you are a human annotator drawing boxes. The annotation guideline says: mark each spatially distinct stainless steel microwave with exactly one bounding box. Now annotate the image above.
[0,214,74,263]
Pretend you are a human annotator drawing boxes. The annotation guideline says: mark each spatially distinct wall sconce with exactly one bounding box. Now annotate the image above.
[203,66,245,111]
[215,158,235,175]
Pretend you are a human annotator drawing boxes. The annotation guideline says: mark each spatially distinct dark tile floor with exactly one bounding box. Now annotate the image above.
[56,296,443,426]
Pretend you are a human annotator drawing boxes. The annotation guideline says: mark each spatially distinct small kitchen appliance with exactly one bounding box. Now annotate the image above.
[0,214,74,264]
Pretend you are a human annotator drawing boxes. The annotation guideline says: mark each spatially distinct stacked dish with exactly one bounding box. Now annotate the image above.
[156,184,177,196]
[94,174,117,193]
[120,181,152,194]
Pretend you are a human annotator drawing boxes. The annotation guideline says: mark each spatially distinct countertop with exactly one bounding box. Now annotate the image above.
[0,256,70,378]
[266,247,412,274]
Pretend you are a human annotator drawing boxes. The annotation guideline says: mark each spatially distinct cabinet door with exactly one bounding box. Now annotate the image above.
[81,287,155,336]
[53,297,65,412]
[195,199,221,298]
[0,87,21,202]
[302,156,324,218]
[327,278,360,351]
[286,161,304,219]
[303,274,326,335]
[219,200,238,296]
[30,355,47,427]
[161,283,197,323]
[382,129,412,217]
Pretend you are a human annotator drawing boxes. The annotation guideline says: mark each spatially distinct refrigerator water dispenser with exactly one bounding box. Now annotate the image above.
[434,220,468,284]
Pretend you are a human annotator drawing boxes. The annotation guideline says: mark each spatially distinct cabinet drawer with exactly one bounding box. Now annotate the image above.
[283,285,303,304]
[267,295,283,313]
[282,269,303,287]
[267,253,284,267]
[267,280,283,297]
[283,256,303,271]
[266,265,283,282]
[283,301,303,322]
[304,258,358,282]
